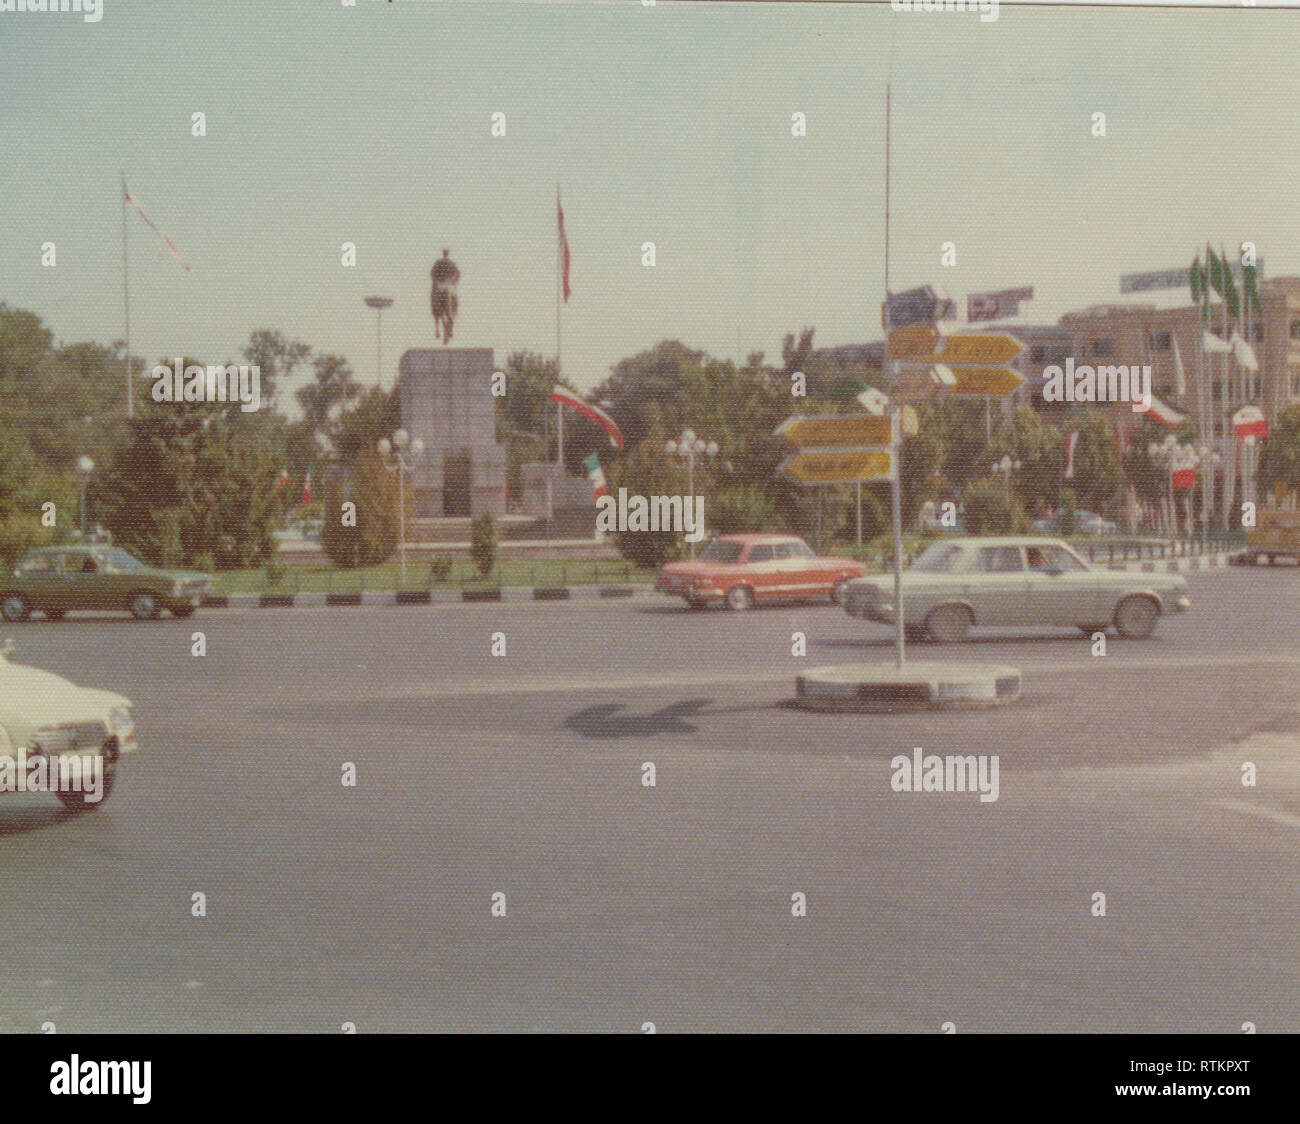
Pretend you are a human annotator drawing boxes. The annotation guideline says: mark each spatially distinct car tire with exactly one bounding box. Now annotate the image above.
[127,591,160,620]
[170,605,196,619]
[1114,595,1159,640]
[56,742,118,814]
[1,594,31,623]
[726,585,755,611]
[925,604,971,643]
[831,579,851,605]
[45,609,66,621]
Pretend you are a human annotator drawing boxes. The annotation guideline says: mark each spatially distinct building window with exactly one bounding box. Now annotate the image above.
[1093,337,1114,357]
[1030,345,1046,364]
[1252,321,1265,341]
[1290,320,1300,340]
[1212,380,1224,401]
[1147,331,1171,350]
[1292,371,1300,397]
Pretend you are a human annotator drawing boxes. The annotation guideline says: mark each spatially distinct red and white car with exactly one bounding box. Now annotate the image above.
[656,534,868,611]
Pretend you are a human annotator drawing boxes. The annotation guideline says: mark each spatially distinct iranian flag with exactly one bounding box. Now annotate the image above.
[1063,431,1078,480]
[583,453,609,499]
[301,470,312,504]
[549,386,625,450]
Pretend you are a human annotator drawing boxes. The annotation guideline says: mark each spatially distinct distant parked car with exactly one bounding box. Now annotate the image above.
[841,535,1189,641]
[1032,510,1117,537]
[0,641,136,811]
[1,546,213,622]
[656,534,867,610]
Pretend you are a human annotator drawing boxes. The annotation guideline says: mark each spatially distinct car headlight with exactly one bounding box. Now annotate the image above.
[109,705,134,738]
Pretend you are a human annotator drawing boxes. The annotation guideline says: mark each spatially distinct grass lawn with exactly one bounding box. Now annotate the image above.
[210,555,656,594]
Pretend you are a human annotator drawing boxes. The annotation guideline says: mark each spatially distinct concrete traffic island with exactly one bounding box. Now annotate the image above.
[793,661,1022,712]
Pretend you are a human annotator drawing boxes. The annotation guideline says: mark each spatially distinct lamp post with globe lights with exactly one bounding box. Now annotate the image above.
[665,429,717,558]
[76,456,94,540]
[377,429,425,585]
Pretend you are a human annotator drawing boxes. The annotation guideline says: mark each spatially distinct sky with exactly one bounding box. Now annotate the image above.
[2,0,1299,412]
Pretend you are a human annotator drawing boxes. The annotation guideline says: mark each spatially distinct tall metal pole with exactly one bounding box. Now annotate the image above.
[398,460,407,586]
[556,183,563,470]
[687,448,696,559]
[122,172,132,418]
[376,307,384,392]
[885,81,904,669]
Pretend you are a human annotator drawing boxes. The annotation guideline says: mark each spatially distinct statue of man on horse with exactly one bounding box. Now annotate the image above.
[430,250,460,343]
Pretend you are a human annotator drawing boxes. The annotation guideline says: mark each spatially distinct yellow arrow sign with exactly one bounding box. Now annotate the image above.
[896,332,1024,367]
[946,366,1026,396]
[887,323,947,358]
[778,447,894,484]
[775,414,893,448]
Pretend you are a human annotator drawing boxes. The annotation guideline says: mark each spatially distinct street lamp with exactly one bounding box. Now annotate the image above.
[76,456,94,539]
[364,296,394,391]
[665,429,718,558]
[991,455,1021,484]
[377,428,425,585]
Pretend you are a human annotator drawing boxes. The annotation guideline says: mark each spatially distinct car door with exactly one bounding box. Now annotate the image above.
[1025,543,1104,623]
[15,553,60,611]
[771,541,816,599]
[962,545,1030,625]
[741,543,781,599]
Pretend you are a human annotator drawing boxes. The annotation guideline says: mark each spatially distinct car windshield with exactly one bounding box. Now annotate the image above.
[909,542,969,573]
[96,548,147,571]
[698,540,744,564]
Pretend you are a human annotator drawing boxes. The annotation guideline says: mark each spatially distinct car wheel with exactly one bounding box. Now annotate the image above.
[925,603,971,643]
[127,591,160,620]
[170,605,196,619]
[831,579,851,605]
[45,610,66,621]
[1114,595,1159,639]
[56,742,118,814]
[1,594,31,623]
[726,585,755,611]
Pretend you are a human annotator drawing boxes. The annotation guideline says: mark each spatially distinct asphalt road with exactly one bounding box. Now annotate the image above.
[2,569,1298,1032]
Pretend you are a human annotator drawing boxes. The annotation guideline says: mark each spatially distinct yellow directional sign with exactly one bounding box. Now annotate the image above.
[778,447,894,484]
[946,366,1025,396]
[896,332,1024,367]
[887,323,947,359]
[776,414,893,448]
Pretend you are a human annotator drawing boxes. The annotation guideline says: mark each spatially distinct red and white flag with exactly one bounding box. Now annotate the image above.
[583,454,609,499]
[275,469,290,492]
[301,470,312,505]
[1134,394,1184,428]
[557,191,571,303]
[1063,431,1078,480]
[123,185,192,272]
[549,386,624,450]
[1233,405,1268,440]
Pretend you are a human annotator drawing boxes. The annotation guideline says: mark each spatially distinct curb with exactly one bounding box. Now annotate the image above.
[197,585,659,608]
[793,662,1022,713]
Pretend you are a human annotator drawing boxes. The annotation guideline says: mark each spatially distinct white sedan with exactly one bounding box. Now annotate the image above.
[842,536,1190,641]
[0,642,136,812]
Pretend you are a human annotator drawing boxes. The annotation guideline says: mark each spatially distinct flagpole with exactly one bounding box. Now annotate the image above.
[122,172,132,418]
[556,183,563,472]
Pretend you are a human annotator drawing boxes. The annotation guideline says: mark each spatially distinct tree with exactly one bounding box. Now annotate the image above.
[1064,409,1125,512]
[319,453,404,568]
[1257,404,1300,498]
[604,424,686,568]
[242,329,311,412]
[97,406,278,569]
[961,478,1028,535]
[0,420,70,566]
[296,353,359,436]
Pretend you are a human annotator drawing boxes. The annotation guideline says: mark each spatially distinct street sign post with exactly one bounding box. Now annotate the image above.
[777,447,894,485]
[943,366,1025,396]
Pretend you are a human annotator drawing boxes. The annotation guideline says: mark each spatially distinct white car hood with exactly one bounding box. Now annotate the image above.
[0,660,130,744]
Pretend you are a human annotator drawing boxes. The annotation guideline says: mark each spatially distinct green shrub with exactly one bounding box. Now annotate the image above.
[470,512,497,578]
[428,555,453,583]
